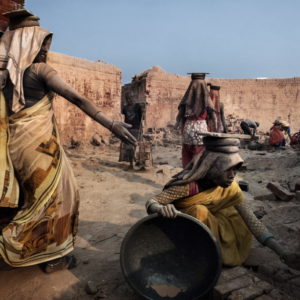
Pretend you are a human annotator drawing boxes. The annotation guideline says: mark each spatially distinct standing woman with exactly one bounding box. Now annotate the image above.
[0,9,136,272]
[175,73,217,168]
[207,84,228,133]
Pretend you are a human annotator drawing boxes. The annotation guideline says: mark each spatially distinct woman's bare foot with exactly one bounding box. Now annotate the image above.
[40,254,77,274]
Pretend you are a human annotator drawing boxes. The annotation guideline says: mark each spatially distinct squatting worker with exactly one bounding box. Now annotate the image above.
[0,9,136,272]
[145,136,299,269]
[240,119,259,139]
[175,72,217,168]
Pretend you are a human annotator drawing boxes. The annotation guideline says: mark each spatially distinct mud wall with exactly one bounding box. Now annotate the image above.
[123,66,300,133]
[48,52,122,146]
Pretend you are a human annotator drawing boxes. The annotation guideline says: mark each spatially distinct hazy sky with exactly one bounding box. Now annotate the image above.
[26,0,300,84]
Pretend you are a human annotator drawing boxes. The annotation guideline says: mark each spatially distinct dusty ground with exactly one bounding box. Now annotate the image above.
[0,141,299,300]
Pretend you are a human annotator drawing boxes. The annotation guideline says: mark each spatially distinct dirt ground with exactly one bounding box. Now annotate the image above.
[0,141,300,300]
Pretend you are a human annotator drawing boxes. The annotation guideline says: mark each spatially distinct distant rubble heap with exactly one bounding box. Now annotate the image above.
[226,114,244,134]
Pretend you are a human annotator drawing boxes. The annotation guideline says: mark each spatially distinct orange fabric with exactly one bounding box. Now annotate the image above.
[269,126,285,145]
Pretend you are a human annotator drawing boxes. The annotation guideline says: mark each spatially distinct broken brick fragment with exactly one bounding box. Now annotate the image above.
[266,182,295,201]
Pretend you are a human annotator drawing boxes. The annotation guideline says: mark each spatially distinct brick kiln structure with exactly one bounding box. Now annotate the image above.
[0,0,24,31]
[48,52,122,146]
[122,66,300,134]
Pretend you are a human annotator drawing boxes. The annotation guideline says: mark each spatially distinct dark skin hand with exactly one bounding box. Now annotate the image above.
[159,204,181,219]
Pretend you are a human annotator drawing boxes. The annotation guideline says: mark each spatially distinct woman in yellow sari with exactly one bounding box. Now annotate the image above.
[146,136,299,269]
[0,9,136,272]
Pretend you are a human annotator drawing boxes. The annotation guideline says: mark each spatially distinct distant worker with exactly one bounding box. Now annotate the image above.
[280,120,292,144]
[240,119,259,138]
[119,92,147,170]
[175,72,217,168]
[269,120,286,147]
[290,130,300,146]
[207,84,228,133]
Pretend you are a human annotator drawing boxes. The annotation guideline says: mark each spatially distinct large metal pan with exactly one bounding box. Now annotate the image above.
[120,213,222,300]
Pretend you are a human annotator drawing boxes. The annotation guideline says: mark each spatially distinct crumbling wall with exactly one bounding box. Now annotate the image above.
[122,66,190,130]
[0,0,24,31]
[123,67,300,133]
[48,52,122,146]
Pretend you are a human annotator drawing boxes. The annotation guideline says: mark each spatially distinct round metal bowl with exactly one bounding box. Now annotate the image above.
[120,213,222,300]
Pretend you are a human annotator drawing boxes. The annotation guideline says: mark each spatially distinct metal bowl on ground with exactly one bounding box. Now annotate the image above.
[120,213,222,300]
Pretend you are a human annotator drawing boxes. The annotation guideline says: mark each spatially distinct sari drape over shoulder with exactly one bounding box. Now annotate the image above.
[152,181,252,266]
[0,92,79,267]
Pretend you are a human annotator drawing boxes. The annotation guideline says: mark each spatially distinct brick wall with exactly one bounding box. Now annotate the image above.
[122,66,300,133]
[0,0,24,31]
[48,52,122,146]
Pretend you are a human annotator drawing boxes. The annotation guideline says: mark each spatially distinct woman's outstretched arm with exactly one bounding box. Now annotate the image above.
[46,72,137,146]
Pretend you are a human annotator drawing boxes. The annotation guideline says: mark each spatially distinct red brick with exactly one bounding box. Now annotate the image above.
[0,0,25,31]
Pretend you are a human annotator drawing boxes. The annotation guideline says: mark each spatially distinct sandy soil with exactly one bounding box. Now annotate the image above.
[0,142,299,300]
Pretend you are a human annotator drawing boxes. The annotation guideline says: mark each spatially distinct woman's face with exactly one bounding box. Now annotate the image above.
[34,35,52,63]
[211,166,238,188]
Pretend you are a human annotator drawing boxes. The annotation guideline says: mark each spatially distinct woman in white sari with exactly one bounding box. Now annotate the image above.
[0,9,136,272]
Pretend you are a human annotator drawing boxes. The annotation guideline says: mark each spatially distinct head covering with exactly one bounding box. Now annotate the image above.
[0,9,52,112]
[209,84,221,91]
[3,9,40,30]
[178,76,212,118]
[167,136,243,187]
[188,72,209,80]
[273,120,281,126]
[280,120,289,128]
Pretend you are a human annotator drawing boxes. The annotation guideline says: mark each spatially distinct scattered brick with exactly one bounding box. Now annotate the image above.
[266,182,295,201]
[290,276,300,287]
[217,267,249,284]
[213,274,254,300]
[227,277,273,300]
[268,288,293,299]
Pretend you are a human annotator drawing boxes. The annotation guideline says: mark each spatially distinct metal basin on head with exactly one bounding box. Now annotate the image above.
[120,213,222,300]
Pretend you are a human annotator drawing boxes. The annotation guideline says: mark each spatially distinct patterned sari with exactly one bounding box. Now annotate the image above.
[151,181,252,266]
[0,92,79,267]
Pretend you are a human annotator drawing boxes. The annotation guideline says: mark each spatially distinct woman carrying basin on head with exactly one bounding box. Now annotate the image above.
[146,135,299,269]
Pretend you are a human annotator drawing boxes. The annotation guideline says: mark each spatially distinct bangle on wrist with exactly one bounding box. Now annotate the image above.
[259,232,274,245]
